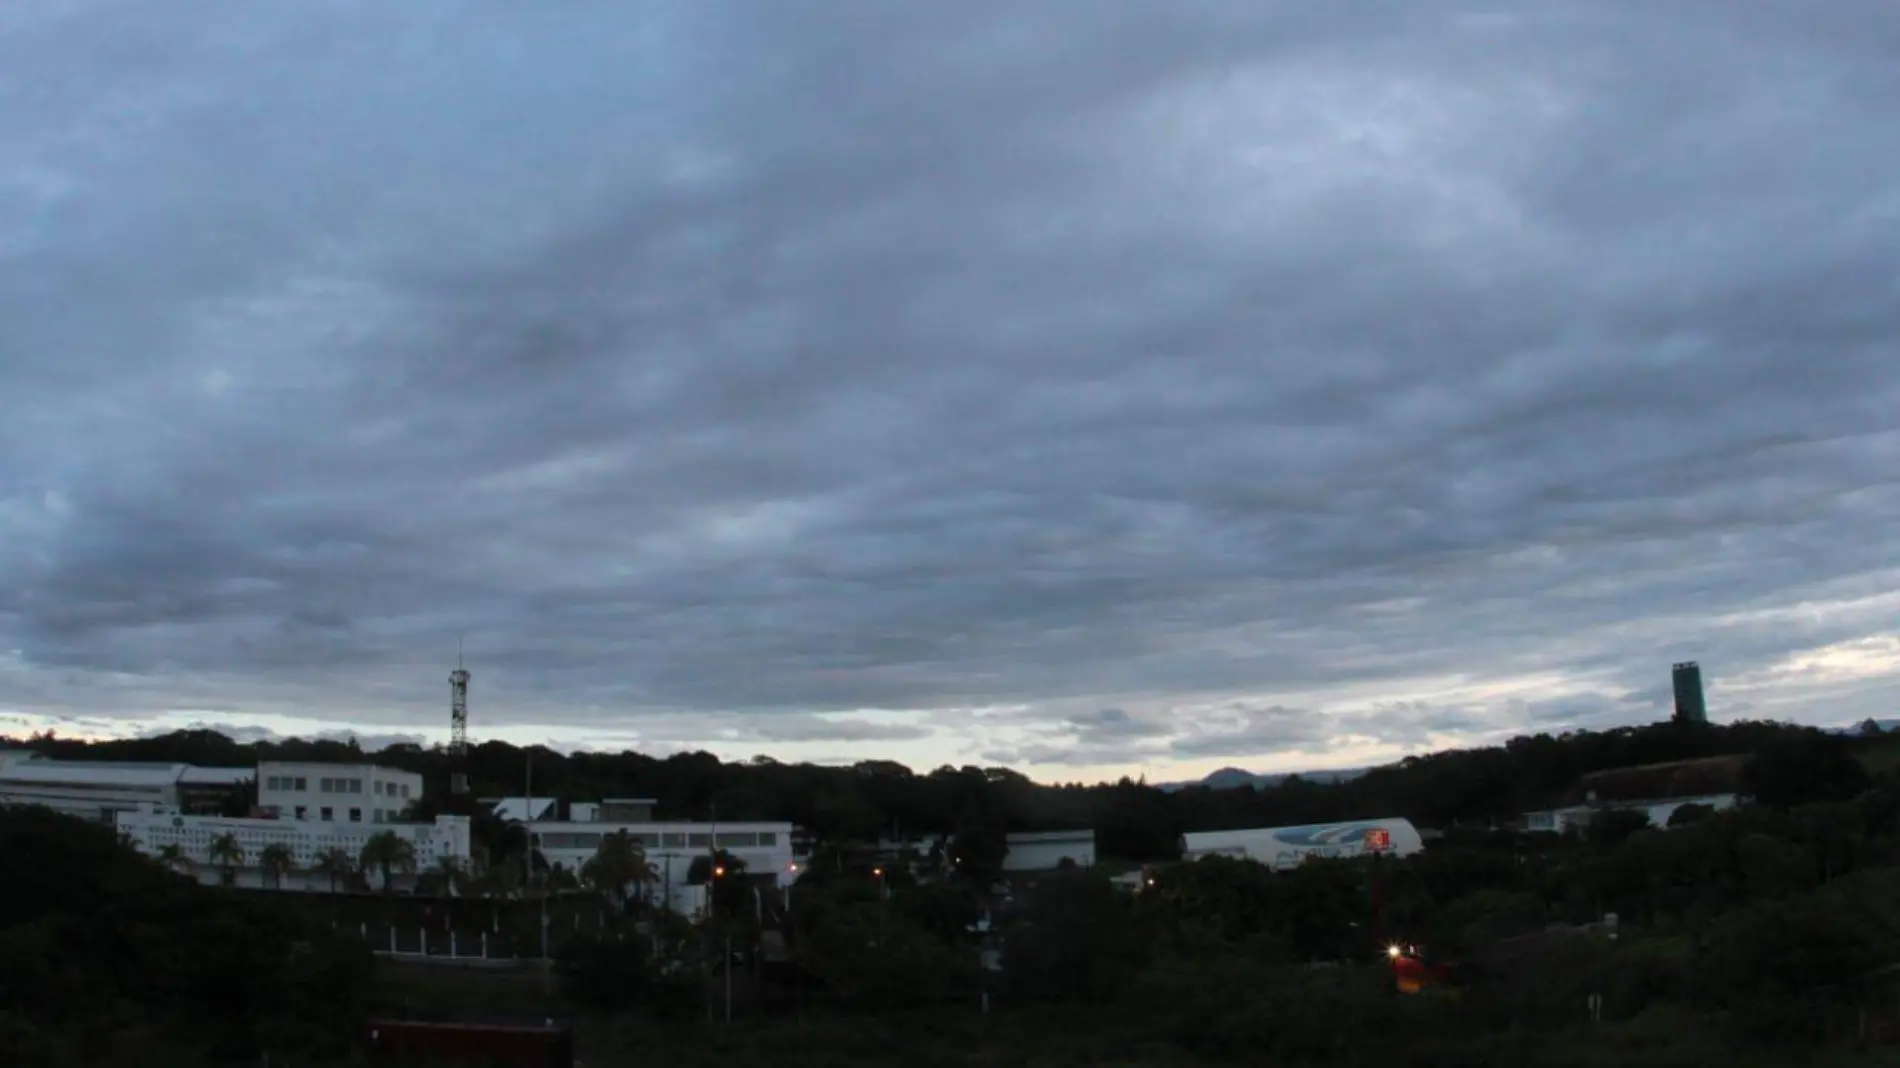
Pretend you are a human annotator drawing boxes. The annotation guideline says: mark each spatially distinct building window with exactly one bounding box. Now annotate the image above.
[400,784,410,799]
[715,832,755,848]
[294,777,307,791]
[320,778,333,792]
[320,807,333,821]
[757,832,777,846]
[349,808,361,823]
[294,806,308,820]
[688,833,711,848]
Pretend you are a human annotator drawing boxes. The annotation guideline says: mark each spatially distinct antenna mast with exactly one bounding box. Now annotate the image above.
[449,643,471,796]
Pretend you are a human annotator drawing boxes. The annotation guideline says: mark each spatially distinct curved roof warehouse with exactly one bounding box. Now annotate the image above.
[1180,818,1425,870]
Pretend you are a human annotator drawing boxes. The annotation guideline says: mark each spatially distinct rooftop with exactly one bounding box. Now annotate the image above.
[490,797,559,822]
[1006,829,1095,843]
[0,757,251,790]
[1572,755,1749,804]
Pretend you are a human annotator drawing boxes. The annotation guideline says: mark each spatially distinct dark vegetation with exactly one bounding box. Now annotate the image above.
[0,806,371,1068]
[10,719,1900,1065]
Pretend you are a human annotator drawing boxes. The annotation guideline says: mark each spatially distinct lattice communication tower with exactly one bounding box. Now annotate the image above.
[450,652,471,796]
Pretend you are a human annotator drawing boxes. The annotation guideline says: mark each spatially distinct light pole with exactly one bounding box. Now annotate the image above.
[873,867,887,949]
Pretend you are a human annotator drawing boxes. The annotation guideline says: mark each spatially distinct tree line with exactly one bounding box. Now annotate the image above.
[6,717,1865,859]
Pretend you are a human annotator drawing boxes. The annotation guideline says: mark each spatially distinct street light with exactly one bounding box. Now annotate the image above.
[872,867,888,947]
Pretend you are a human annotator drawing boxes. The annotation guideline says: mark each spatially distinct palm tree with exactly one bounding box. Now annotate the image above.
[312,847,357,893]
[433,855,469,898]
[359,830,418,893]
[474,855,522,901]
[258,843,297,890]
[581,830,655,909]
[208,833,245,886]
[155,843,192,876]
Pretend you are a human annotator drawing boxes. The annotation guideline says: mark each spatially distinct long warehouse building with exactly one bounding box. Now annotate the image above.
[0,749,252,822]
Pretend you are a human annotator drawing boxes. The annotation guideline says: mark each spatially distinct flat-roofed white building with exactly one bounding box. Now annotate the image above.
[525,815,797,916]
[116,806,471,891]
[257,761,422,826]
[0,752,252,823]
[1004,829,1096,872]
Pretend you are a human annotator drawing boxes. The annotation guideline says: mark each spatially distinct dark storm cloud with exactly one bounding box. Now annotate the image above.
[4,1,1900,773]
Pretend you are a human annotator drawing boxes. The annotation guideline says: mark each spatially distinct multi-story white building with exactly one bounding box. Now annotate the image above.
[0,750,251,823]
[116,805,471,891]
[257,761,422,825]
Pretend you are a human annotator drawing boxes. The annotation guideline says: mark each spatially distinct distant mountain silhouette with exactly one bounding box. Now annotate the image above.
[1828,718,1900,736]
[1162,764,1373,792]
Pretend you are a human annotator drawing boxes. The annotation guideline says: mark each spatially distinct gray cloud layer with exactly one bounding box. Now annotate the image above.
[4,2,1899,775]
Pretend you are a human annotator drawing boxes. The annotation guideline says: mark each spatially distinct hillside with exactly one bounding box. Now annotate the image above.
[4,718,1857,860]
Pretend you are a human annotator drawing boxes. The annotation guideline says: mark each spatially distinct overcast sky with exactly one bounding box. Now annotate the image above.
[4,2,1899,784]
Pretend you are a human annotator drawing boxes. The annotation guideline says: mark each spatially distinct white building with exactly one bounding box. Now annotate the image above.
[116,806,471,891]
[1522,793,1740,834]
[0,751,251,823]
[1181,818,1425,870]
[1004,830,1096,872]
[524,813,798,916]
[257,761,422,825]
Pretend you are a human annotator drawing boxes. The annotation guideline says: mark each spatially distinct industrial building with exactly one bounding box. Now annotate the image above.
[1002,829,1096,872]
[1521,755,1745,834]
[0,750,252,823]
[518,808,799,915]
[1181,818,1424,869]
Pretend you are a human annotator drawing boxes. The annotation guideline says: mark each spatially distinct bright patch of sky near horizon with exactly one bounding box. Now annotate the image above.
[3,2,1900,784]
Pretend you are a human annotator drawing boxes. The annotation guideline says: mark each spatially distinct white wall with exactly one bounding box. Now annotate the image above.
[526,819,797,916]
[1003,831,1096,872]
[257,762,422,826]
[117,808,470,891]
